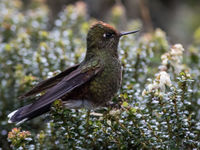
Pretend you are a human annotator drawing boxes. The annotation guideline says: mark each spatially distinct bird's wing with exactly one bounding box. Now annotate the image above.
[21,60,103,115]
[19,64,80,99]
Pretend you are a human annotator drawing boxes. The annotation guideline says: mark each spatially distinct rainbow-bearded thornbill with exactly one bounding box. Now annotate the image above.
[8,21,139,125]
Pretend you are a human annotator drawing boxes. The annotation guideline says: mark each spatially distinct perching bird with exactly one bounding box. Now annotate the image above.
[8,21,139,125]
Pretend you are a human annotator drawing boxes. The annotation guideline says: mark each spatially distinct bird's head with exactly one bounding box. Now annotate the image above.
[86,21,139,57]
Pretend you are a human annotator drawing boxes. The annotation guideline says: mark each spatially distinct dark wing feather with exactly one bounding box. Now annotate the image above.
[19,64,79,99]
[18,65,102,119]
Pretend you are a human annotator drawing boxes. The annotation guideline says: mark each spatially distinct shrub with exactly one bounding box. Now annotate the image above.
[0,0,199,149]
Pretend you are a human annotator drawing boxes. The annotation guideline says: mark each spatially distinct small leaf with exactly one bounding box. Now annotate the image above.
[122,101,129,107]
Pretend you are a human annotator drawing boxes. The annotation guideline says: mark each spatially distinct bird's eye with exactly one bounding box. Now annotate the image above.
[103,33,113,38]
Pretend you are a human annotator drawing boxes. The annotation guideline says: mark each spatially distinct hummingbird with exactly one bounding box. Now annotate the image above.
[8,21,139,125]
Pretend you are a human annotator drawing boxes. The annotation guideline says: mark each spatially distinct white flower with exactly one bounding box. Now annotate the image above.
[161,53,169,65]
[142,44,184,96]
[147,81,159,92]
[159,71,172,87]
[171,44,184,56]
[157,71,172,91]
[160,44,185,73]
[143,71,172,95]
[158,65,167,71]
[147,83,154,92]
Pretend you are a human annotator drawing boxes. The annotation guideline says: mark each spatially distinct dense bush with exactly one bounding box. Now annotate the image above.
[0,0,200,149]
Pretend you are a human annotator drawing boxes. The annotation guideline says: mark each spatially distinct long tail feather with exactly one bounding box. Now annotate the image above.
[8,104,50,125]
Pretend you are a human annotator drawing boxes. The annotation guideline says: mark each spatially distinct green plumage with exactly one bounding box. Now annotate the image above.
[8,21,138,124]
[87,51,122,106]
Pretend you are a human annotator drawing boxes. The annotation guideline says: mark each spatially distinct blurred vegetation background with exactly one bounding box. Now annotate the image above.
[0,0,200,149]
[21,0,200,45]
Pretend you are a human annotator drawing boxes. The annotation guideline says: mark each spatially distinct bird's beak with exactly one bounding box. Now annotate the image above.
[119,29,140,37]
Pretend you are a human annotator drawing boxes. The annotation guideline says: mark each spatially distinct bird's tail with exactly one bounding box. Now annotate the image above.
[8,104,51,125]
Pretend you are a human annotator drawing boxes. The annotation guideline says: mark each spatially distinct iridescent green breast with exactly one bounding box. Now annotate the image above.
[88,55,122,105]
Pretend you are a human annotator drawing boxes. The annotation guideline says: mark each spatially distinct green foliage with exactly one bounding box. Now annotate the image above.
[0,0,200,149]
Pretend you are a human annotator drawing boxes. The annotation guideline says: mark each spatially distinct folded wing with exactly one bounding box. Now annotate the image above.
[9,63,102,123]
[19,64,79,99]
